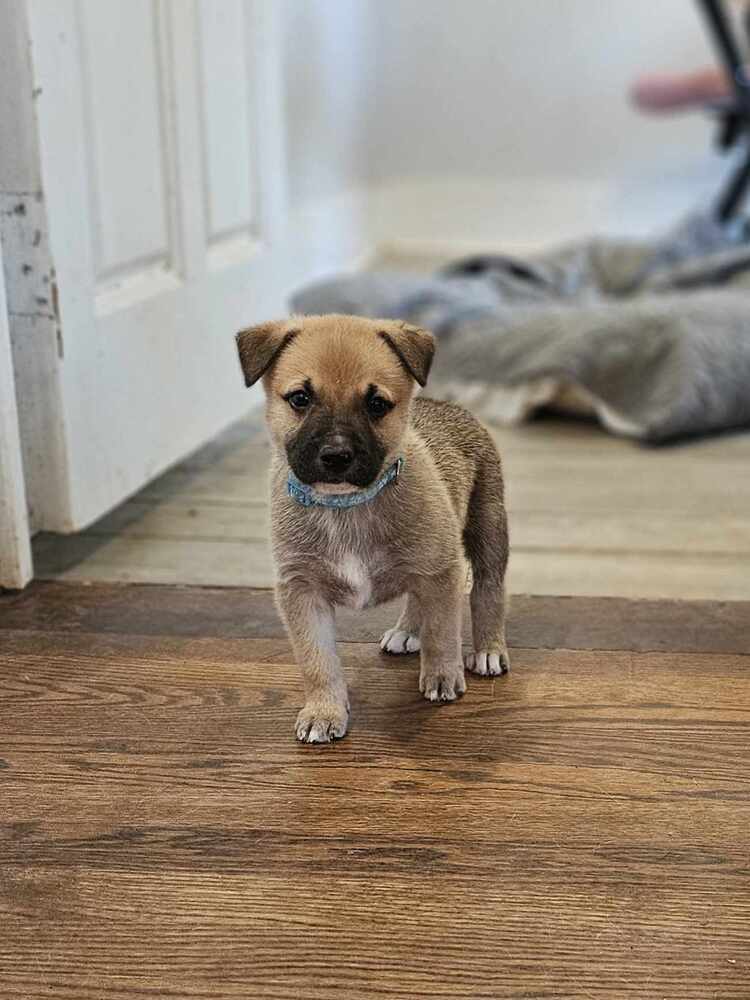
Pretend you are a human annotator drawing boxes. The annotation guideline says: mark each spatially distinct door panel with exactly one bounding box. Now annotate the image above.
[197,0,255,247]
[78,0,171,280]
[26,0,286,530]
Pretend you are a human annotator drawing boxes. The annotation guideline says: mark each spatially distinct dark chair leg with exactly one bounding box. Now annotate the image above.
[696,0,750,219]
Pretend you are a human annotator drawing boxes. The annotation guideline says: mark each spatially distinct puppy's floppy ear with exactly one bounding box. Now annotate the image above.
[235,320,298,388]
[378,320,435,388]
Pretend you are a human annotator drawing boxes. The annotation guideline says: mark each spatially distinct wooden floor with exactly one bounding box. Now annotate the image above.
[32,412,750,600]
[1,581,749,998]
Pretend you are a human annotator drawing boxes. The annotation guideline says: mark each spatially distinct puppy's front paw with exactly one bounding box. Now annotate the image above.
[419,664,466,702]
[465,648,510,676]
[295,700,349,744]
[380,627,421,655]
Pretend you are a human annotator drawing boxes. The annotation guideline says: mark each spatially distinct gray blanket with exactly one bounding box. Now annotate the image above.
[291,213,750,442]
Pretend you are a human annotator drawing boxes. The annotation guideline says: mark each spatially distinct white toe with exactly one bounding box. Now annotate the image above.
[465,648,509,677]
[380,628,421,654]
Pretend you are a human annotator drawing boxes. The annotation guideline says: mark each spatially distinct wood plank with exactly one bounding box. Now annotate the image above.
[513,509,750,555]
[31,534,275,586]
[0,629,748,766]
[2,868,746,999]
[507,470,750,516]
[101,452,750,516]
[67,497,270,543]
[136,464,269,505]
[490,417,750,460]
[39,497,750,556]
[176,439,270,477]
[96,489,265,541]
[2,581,749,654]
[31,527,750,597]
[510,548,750,601]
[31,500,750,598]
[0,596,749,999]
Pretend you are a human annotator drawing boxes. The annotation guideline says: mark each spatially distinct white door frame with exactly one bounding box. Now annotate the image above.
[0,243,32,590]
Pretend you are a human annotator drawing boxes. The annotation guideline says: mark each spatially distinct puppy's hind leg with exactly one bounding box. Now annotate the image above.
[415,563,465,702]
[463,455,511,677]
[380,593,422,655]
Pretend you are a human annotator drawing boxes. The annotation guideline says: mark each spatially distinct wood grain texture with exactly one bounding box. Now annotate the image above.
[2,580,749,653]
[0,583,749,997]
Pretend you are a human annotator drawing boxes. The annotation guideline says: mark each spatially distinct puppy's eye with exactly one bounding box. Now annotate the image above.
[366,394,392,419]
[286,390,311,411]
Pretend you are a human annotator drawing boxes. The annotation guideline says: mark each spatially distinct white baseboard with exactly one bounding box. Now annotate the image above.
[346,245,382,272]
[371,236,549,265]
[367,170,724,260]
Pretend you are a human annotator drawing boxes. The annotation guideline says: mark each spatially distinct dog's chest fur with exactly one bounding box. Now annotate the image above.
[336,552,373,610]
[315,508,396,610]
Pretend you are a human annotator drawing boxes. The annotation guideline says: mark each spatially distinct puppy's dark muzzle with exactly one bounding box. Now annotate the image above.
[286,417,386,488]
[319,442,355,477]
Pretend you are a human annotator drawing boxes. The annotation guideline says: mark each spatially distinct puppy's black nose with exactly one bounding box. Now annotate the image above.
[319,445,354,474]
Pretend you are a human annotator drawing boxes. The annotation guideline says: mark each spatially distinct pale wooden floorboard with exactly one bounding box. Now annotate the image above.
[35,498,750,555]
[34,532,275,587]
[510,549,750,601]
[86,498,269,542]
[32,535,750,599]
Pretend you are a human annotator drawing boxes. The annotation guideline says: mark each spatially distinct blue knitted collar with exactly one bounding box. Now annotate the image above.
[287,458,403,509]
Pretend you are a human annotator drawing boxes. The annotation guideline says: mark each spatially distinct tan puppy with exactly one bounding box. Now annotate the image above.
[236,314,509,743]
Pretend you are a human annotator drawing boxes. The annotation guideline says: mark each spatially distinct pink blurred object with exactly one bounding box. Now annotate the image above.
[630,67,731,113]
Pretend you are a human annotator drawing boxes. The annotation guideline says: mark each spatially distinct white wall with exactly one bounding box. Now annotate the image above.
[366,0,729,247]
[372,0,713,182]
[280,0,378,212]
[264,0,379,281]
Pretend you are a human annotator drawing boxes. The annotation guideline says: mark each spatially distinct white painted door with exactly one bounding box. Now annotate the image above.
[24,0,287,530]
